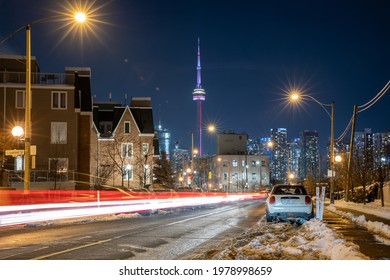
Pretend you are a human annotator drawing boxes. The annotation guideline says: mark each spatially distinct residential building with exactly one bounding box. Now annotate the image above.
[298,130,319,180]
[0,55,158,190]
[0,55,93,189]
[269,128,288,184]
[91,97,158,189]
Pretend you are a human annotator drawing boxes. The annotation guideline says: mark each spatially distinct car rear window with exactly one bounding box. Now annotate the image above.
[272,186,307,195]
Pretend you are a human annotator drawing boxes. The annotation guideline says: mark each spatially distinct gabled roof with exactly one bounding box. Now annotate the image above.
[130,107,154,134]
[93,97,155,136]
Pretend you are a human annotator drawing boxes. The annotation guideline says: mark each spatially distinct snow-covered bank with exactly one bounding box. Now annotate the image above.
[327,200,390,239]
[193,218,369,260]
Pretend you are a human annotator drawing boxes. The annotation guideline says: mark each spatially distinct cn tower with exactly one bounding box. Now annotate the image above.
[192,38,206,156]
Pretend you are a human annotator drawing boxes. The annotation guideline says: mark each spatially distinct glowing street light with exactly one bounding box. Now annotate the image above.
[12,126,24,138]
[289,90,336,204]
[74,12,87,23]
[1,12,89,192]
[207,124,216,133]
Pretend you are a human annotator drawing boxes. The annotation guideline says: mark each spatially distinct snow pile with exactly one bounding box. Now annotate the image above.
[327,200,390,239]
[210,219,368,260]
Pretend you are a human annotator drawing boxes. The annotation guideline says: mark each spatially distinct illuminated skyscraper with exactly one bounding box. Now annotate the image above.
[192,38,206,156]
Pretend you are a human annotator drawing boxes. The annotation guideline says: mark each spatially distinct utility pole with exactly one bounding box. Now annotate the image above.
[346,105,357,202]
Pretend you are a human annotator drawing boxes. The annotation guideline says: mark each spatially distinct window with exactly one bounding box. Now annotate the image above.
[51,122,67,144]
[232,160,238,167]
[123,165,133,180]
[52,91,67,109]
[99,121,112,135]
[144,164,151,184]
[121,143,133,158]
[124,122,130,134]
[142,143,149,155]
[49,158,69,180]
[16,90,25,108]
[252,173,257,180]
[251,160,257,167]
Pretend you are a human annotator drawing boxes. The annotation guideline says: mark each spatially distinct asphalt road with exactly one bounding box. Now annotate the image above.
[0,200,266,260]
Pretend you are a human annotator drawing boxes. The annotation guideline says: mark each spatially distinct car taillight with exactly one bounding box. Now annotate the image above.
[305,196,311,204]
[269,196,275,204]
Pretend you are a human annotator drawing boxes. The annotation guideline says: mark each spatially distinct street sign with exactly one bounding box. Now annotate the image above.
[5,149,25,157]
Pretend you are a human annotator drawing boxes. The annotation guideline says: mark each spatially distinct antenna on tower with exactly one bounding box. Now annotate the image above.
[192,37,206,157]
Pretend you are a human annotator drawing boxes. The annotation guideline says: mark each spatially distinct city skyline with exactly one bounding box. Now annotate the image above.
[0,0,389,155]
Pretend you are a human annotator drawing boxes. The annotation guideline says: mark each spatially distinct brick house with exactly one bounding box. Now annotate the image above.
[0,55,158,190]
[91,97,159,189]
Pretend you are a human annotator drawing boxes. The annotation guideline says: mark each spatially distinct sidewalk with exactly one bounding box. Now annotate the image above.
[322,201,390,260]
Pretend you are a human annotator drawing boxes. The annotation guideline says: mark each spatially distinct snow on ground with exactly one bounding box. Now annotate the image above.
[188,199,390,260]
[22,199,390,260]
[191,217,369,260]
[328,200,390,239]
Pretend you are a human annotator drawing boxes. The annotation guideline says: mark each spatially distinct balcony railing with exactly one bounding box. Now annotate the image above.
[0,71,75,85]
[6,169,75,183]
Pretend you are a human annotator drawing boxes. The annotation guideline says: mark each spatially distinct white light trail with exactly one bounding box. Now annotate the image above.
[0,194,260,227]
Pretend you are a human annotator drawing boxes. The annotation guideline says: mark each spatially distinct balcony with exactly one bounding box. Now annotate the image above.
[0,71,75,85]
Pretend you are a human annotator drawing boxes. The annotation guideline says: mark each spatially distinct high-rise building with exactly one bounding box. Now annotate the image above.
[192,38,206,156]
[299,130,319,180]
[288,138,301,180]
[354,128,374,169]
[373,131,390,167]
[269,128,288,183]
[156,123,171,159]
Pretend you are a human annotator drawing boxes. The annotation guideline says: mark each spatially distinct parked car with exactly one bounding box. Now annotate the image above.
[265,184,314,222]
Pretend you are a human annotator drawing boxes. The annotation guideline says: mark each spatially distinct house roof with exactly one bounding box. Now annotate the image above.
[93,97,154,135]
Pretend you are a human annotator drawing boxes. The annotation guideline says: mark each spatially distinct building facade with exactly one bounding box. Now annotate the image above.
[0,55,158,190]
[91,97,158,189]
[0,55,93,189]
[298,130,319,180]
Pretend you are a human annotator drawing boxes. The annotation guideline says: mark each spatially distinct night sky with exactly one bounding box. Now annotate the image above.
[1,0,389,155]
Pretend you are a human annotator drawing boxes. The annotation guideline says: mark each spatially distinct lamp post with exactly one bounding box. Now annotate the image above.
[2,13,88,192]
[290,91,335,204]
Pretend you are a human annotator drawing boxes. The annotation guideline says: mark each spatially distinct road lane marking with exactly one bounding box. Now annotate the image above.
[166,207,236,226]
[0,246,49,260]
[32,238,112,260]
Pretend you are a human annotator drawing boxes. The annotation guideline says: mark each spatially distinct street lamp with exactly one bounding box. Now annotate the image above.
[289,91,335,203]
[1,12,88,192]
[11,126,24,138]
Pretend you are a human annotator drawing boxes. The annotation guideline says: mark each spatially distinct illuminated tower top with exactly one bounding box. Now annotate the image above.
[193,38,206,100]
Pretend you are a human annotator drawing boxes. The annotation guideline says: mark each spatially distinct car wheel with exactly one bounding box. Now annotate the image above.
[265,209,273,222]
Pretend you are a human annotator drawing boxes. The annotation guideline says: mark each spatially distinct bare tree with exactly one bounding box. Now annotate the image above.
[352,153,374,204]
[303,172,316,195]
[49,122,68,190]
[98,134,154,190]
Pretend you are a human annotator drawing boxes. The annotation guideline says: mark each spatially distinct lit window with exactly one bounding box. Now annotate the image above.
[123,165,133,180]
[49,158,69,173]
[142,143,149,155]
[232,160,238,167]
[51,122,67,144]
